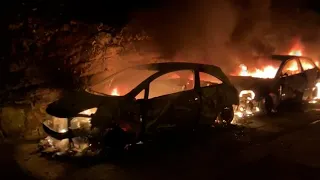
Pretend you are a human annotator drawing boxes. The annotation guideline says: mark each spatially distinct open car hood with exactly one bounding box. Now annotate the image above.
[46,90,124,118]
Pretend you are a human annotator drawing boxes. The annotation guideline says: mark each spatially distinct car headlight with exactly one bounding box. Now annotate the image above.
[239,90,255,100]
[43,117,68,133]
[78,108,98,116]
[44,107,98,134]
[70,107,98,131]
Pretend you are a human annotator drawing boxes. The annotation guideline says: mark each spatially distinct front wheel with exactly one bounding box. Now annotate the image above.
[216,106,234,125]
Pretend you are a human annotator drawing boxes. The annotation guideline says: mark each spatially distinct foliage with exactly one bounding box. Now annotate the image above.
[2,17,152,101]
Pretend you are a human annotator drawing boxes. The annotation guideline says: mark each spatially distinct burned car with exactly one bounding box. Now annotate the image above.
[229,55,320,116]
[41,62,239,155]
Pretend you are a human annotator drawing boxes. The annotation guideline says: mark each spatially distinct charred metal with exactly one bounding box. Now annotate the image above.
[39,62,239,156]
[230,54,320,116]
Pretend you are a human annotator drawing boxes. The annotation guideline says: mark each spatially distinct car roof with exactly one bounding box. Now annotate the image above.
[88,62,232,87]
[135,62,222,71]
[135,62,231,84]
[270,55,311,61]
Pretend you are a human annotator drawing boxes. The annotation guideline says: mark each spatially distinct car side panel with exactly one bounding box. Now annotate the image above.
[304,68,319,87]
[199,84,238,125]
[144,90,200,133]
[277,73,307,101]
[274,57,307,101]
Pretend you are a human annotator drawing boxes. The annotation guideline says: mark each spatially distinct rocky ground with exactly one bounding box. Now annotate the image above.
[1,110,320,180]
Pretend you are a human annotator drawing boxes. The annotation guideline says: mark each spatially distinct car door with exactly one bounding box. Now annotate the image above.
[277,58,307,101]
[299,57,319,87]
[143,70,200,133]
[197,71,224,125]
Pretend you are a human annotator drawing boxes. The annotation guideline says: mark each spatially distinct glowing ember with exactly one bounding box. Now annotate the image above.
[111,88,120,96]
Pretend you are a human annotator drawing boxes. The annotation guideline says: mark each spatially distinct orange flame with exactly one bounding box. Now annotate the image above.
[234,40,313,78]
[289,50,302,56]
[288,38,303,56]
[238,64,278,79]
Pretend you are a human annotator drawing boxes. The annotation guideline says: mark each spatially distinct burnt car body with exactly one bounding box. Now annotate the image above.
[42,62,239,152]
[229,55,320,115]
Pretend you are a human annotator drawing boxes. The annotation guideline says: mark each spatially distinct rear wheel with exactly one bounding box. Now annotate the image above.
[97,126,133,156]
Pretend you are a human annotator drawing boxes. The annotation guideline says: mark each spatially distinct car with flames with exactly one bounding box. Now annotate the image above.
[229,55,320,117]
[40,62,239,155]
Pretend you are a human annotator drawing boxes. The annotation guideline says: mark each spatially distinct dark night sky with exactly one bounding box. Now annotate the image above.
[0,0,166,26]
[1,0,320,25]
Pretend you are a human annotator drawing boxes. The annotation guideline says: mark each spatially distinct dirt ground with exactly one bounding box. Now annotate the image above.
[2,111,320,180]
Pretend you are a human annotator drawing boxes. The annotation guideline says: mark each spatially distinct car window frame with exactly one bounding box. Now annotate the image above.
[280,58,303,77]
[127,66,229,100]
[198,71,224,87]
[145,69,196,99]
[298,57,317,71]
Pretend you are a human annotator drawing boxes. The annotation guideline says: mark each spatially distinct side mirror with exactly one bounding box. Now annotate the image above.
[281,73,288,78]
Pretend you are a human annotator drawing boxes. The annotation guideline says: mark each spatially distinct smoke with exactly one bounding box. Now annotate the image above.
[134,0,320,72]
[134,0,237,70]
[134,0,272,72]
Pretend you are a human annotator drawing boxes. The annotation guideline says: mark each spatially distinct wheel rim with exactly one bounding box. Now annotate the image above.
[104,126,129,149]
[264,95,274,113]
[219,107,234,124]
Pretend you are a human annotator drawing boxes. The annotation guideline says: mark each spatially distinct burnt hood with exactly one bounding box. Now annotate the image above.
[229,76,273,90]
[46,90,123,118]
[228,76,274,98]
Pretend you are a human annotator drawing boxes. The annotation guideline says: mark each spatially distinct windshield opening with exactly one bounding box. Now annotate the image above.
[88,67,158,96]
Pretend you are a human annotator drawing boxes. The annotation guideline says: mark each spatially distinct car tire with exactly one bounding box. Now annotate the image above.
[103,126,131,152]
[264,94,274,115]
[219,106,234,125]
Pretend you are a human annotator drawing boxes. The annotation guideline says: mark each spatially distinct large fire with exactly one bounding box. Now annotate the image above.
[238,64,278,79]
[234,46,311,79]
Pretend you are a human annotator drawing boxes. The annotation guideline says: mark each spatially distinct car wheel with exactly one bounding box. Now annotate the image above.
[103,126,131,153]
[264,94,274,115]
[217,106,234,125]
